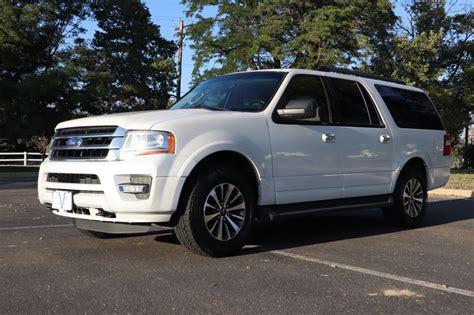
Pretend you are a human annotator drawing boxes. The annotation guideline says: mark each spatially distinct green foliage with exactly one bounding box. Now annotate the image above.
[81,0,176,114]
[0,0,89,146]
[182,0,397,84]
[0,0,176,149]
[0,138,15,152]
[27,135,49,154]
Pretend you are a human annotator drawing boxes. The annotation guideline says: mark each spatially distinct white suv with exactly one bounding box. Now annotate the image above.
[38,68,451,256]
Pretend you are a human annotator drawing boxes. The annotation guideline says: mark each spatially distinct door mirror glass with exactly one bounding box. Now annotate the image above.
[277,98,316,120]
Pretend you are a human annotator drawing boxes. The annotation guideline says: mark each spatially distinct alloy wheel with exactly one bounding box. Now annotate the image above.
[403,178,424,218]
[203,183,246,241]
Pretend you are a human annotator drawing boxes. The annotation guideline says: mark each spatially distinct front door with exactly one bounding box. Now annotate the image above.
[268,74,343,205]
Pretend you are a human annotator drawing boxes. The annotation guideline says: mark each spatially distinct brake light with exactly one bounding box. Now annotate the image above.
[443,134,451,156]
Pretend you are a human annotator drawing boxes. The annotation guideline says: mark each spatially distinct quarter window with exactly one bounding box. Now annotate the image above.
[375,85,444,130]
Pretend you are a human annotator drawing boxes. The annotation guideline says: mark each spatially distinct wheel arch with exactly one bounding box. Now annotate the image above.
[392,157,430,192]
[169,150,261,226]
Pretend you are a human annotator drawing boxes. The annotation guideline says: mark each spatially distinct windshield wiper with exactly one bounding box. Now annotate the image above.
[191,104,228,111]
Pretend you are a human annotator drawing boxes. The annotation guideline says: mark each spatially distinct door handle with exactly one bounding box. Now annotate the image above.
[380,134,391,143]
[322,133,336,143]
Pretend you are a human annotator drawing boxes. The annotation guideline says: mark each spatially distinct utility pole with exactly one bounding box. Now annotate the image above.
[177,19,184,101]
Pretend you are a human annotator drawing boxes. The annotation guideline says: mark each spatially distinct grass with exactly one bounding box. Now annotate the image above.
[445,170,474,190]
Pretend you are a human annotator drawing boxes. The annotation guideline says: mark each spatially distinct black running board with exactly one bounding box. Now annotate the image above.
[258,194,393,222]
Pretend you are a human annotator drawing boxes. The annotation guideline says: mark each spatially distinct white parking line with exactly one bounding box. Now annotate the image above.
[0,224,73,231]
[272,250,474,298]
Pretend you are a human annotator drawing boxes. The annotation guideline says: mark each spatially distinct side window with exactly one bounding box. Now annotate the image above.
[276,75,330,124]
[375,85,444,130]
[329,78,371,126]
[359,83,383,127]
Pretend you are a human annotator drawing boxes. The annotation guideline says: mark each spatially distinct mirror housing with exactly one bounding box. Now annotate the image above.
[277,98,316,120]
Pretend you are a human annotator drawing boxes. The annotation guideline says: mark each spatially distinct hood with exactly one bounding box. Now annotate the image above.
[55,109,224,130]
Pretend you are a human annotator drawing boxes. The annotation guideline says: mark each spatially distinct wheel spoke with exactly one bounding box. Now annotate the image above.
[223,221,231,240]
[209,190,221,206]
[227,201,245,212]
[414,181,421,193]
[223,184,235,206]
[219,185,225,203]
[228,191,241,206]
[409,203,415,217]
[225,215,240,232]
[229,213,244,221]
[217,217,224,240]
[404,197,411,206]
[209,220,218,234]
[204,212,220,224]
[205,202,217,210]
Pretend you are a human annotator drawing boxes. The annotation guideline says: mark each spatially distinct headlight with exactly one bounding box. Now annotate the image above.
[120,131,175,159]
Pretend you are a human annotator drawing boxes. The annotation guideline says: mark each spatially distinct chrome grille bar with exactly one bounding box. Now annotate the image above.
[50,126,126,161]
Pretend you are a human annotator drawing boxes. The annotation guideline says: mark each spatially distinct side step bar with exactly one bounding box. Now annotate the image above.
[258,194,393,222]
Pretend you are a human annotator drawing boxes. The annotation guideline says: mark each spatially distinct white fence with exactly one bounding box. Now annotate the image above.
[0,152,44,166]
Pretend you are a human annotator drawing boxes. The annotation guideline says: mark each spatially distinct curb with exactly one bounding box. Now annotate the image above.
[429,188,474,199]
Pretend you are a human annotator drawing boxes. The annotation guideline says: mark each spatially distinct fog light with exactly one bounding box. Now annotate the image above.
[117,184,149,194]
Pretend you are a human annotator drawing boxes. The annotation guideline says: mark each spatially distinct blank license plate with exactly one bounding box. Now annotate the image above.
[52,191,73,211]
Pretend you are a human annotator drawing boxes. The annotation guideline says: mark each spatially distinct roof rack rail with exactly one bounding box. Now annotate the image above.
[316,66,405,85]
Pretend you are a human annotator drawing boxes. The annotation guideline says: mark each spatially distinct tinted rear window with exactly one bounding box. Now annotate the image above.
[330,78,370,126]
[375,85,444,130]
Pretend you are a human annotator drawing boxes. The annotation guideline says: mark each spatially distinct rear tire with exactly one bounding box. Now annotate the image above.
[175,166,256,257]
[384,166,427,228]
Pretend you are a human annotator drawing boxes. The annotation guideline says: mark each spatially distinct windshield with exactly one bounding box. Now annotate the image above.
[170,72,286,112]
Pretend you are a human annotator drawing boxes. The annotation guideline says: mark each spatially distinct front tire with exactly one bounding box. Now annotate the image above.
[384,167,427,228]
[175,166,256,257]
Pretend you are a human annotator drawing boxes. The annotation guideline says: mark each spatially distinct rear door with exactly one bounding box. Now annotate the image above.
[326,77,394,198]
[268,74,343,204]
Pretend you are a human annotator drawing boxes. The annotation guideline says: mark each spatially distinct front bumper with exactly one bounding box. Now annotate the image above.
[38,156,189,223]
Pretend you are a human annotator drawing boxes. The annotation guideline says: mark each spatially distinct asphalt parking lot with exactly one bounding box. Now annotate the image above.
[1,183,473,314]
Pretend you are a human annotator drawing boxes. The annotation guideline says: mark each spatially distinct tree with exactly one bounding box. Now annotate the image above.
[182,0,396,83]
[410,1,472,143]
[363,1,473,143]
[80,0,177,114]
[27,135,50,160]
[0,0,89,146]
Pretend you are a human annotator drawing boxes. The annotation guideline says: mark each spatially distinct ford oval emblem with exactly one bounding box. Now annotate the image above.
[66,137,82,147]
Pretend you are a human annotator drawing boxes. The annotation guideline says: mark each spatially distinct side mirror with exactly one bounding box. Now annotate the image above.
[277,98,316,120]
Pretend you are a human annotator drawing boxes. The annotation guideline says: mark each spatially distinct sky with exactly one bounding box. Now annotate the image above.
[144,0,209,95]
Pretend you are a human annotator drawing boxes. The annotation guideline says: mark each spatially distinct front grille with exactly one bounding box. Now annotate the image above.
[56,126,117,136]
[50,126,126,161]
[47,173,101,184]
[50,149,109,159]
[53,137,113,147]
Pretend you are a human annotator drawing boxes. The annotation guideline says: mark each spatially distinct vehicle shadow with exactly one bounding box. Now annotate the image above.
[153,198,474,255]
